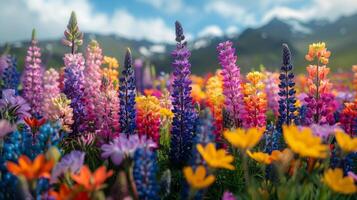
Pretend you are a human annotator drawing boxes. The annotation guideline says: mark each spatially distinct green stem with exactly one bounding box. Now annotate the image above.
[242,151,250,189]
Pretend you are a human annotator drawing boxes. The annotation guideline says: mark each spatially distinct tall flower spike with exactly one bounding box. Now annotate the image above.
[169,21,198,167]
[22,29,44,116]
[277,44,297,129]
[83,40,103,132]
[62,11,83,54]
[136,95,161,144]
[217,41,244,128]
[133,148,160,200]
[119,48,137,135]
[63,53,86,134]
[42,68,60,119]
[1,56,20,93]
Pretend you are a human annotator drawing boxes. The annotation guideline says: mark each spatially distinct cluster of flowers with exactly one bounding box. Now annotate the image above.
[0,11,356,200]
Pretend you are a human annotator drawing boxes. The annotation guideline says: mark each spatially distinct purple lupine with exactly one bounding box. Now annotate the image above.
[63,53,86,133]
[119,49,137,135]
[42,68,60,119]
[22,29,44,116]
[83,40,103,132]
[217,41,244,128]
[0,89,31,123]
[169,21,198,167]
[62,12,86,134]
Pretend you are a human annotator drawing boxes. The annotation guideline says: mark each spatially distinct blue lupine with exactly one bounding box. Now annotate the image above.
[1,56,20,94]
[169,21,198,167]
[277,44,297,129]
[119,49,137,135]
[133,148,160,200]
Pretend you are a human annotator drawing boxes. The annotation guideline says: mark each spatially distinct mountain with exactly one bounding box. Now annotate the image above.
[1,14,357,74]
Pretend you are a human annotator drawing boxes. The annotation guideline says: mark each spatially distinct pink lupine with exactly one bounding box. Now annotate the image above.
[217,41,244,128]
[22,29,44,116]
[83,40,103,132]
[42,68,60,119]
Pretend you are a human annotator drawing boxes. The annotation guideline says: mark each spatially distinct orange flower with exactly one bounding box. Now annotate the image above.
[71,165,113,191]
[49,184,90,200]
[305,42,331,64]
[6,154,54,181]
[24,117,46,131]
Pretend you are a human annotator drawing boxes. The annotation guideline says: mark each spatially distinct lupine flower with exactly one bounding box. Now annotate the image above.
[133,148,160,200]
[283,125,328,158]
[0,56,20,92]
[191,83,206,104]
[242,71,267,128]
[169,21,198,167]
[103,56,119,87]
[71,165,113,191]
[277,44,297,128]
[217,41,244,128]
[206,74,225,141]
[119,49,137,135]
[305,42,331,64]
[96,81,120,142]
[22,29,44,116]
[48,94,74,133]
[340,101,357,136]
[183,165,215,189]
[0,55,9,75]
[224,127,264,150]
[136,95,161,144]
[263,71,280,116]
[0,89,31,123]
[6,154,54,181]
[134,58,144,93]
[42,68,60,118]
[335,131,357,153]
[197,143,235,170]
[304,42,336,124]
[83,40,103,132]
[63,53,86,133]
[51,150,85,183]
[323,168,357,194]
[0,119,15,138]
[101,134,156,165]
[62,11,83,54]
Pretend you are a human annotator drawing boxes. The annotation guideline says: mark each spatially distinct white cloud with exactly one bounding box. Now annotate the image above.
[137,0,184,13]
[205,1,257,26]
[263,0,357,23]
[197,25,223,37]
[226,26,239,35]
[0,0,175,43]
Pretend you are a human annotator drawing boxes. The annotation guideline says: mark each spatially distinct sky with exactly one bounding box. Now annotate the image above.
[1,0,357,43]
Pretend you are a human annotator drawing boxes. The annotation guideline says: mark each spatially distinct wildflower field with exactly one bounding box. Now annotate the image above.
[1,11,357,200]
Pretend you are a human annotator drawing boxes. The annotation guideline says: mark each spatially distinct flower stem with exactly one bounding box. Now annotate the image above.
[242,151,250,189]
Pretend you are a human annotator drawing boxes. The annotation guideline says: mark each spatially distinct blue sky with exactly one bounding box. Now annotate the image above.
[1,0,357,43]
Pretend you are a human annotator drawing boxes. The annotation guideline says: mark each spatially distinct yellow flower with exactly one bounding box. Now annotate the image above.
[323,168,357,194]
[159,108,174,120]
[183,165,215,189]
[191,84,206,103]
[223,128,264,149]
[283,125,328,158]
[335,131,357,153]
[246,150,272,164]
[197,143,235,170]
[103,56,119,85]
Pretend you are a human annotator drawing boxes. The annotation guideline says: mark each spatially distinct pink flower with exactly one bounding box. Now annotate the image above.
[0,120,15,138]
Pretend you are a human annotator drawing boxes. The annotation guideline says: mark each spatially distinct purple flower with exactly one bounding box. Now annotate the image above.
[222,191,236,200]
[348,171,357,182]
[51,150,85,183]
[101,134,157,165]
[309,124,342,141]
[0,89,31,122]
[0,120,15,138]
